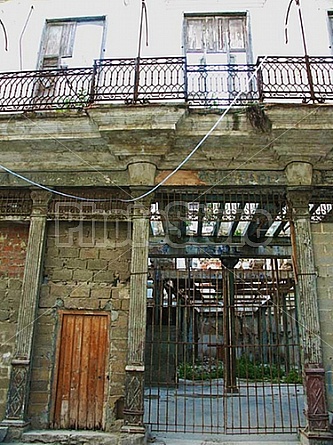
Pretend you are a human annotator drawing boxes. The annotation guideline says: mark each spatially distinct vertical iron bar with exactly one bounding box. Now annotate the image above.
[133,1,146,103]
[184,56,188,103]
[89,60,97,105]
[295,0,316,102]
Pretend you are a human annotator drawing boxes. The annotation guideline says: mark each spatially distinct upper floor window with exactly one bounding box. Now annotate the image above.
[184,14,250,64]
[38,16,106,69]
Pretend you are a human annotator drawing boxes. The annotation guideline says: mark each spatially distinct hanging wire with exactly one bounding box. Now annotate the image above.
[120,55,268,203]
[19,6,34,70]
[0,56,268,203]
[0,163,111,201]
[137,0,149,58]
[0,18,8,51]
[284,0,294,44]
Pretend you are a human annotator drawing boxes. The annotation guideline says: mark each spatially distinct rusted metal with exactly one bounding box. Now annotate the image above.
[0,56,332,112]
[144,262,304,434]
[257,56,333,103]
[304,367,330,431]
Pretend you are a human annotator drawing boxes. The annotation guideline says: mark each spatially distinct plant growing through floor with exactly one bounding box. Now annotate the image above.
[236,355,302,384]
[177,360,224,381]
[283,368,303,384]
[60,88,90,109]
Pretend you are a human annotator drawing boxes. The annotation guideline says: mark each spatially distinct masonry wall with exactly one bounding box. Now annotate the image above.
[0,222,29,421]
[28,220,131,430]
[312,222,333,413]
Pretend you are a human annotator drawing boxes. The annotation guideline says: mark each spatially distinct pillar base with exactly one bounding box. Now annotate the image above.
[0,419,30,442]
[299,428,333,445]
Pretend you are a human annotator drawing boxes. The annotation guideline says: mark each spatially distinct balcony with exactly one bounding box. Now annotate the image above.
[0,56,333,112]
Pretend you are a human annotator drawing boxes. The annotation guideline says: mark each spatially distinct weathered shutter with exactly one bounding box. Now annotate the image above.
[186,18,204,51]
[41,22,76,68]
[59,23,76,57]
[203,17,215,52]
[228,18,246,50]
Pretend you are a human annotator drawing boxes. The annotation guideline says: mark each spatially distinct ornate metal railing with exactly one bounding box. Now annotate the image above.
[257,56,333,103]
[0,56,332,112]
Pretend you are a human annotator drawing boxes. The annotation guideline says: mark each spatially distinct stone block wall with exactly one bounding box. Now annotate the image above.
[0,222,29,421]
[28,220,131,430]
[312,222,333,413]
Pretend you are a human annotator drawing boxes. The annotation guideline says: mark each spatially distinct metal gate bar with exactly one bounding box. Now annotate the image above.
[144,260,305,434]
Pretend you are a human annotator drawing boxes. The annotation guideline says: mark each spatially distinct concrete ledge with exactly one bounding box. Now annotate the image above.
[299,428,333,445]
[151,433,301,445]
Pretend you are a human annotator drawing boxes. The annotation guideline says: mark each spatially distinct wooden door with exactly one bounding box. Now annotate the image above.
[52,311,109,430]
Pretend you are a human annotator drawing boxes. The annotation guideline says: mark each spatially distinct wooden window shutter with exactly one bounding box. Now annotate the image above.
[60,23,76,58]
[204,17,216,52]
[186,19,204,51]
[228,18,246,50]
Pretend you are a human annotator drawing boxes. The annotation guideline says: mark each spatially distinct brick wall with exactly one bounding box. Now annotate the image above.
[0,222,29,421]
[29,221,131,430]
[312,222,333,413]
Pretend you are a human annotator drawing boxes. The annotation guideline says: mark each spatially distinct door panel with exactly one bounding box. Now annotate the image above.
[52,312,109,430]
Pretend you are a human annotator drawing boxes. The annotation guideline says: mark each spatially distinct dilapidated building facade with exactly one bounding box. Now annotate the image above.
[0,0,333,444]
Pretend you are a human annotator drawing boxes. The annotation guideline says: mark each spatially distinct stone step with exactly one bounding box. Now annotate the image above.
[151,433,300,445]
[19,430,146,445]
[4,430,302,445]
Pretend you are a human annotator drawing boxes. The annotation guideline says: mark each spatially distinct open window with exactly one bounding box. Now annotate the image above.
[38,16,106,69]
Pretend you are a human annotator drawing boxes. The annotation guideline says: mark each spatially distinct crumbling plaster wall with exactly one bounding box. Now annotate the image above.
[28,220,131,430]
[0,222,29,421]
[312,221,333,413]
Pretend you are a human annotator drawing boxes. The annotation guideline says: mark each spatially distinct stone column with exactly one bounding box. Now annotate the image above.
[286,162,333,444]
[122,163,156,433]
[1,190,51,432]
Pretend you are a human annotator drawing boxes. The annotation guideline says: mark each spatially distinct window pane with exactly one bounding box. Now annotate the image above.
[185,15,248,57]
[205,18,216,52]
[217,18,227,52]
[186,19,204,51]
[229,18,246,50]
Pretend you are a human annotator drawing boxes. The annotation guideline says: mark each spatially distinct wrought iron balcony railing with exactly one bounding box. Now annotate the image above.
[0,56,332,112]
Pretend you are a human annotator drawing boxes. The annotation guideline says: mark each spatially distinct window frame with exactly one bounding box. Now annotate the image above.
[183,12,252,64]
[37,15,107,69]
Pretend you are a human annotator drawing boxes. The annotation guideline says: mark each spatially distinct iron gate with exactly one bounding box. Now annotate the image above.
[144,259,305,434]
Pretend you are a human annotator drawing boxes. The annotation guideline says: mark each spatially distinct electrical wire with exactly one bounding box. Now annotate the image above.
[19,6,34,71]
[0,163,111,201]
[0,18,8,51]
[0,56,268,204]
[285,0,294,44]
[120,55,268,202]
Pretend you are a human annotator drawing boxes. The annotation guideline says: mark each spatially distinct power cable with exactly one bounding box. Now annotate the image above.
[19,6,34,70]
[0,18,8,51]
[0,57,268,203]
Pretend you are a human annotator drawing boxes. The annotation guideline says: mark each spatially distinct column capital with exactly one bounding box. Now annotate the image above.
[30,189,52,216]
[130,200,151,219]
[128,162,156,186]
[287,187,312,219]
[285,161,313,186]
